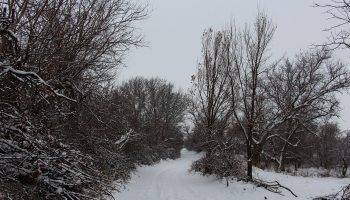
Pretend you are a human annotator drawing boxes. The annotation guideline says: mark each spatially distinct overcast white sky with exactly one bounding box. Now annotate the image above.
[121,0,350,130]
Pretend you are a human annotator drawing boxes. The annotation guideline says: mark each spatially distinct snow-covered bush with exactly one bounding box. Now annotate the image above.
[0,72,115,198]
[189,127,246,179]
[191,149,245,179]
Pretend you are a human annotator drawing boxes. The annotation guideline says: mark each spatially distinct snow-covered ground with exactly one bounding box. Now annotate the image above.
[113,149,350,200]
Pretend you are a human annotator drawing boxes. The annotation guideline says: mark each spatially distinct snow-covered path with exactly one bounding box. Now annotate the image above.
[114,150,350,200]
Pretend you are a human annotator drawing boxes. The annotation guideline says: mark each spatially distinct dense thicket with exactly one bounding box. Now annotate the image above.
[0,1,188,199]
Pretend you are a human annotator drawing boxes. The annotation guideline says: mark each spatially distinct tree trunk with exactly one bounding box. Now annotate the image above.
[279,155,285,172]
[342,158,348,177]
[278,146,286,172]
[246,139,253,179]
[294,162,298,171]
[252,145,262,167]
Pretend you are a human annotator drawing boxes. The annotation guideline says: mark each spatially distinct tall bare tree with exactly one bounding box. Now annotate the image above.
[189,28,232,150]
[226,12,276,179]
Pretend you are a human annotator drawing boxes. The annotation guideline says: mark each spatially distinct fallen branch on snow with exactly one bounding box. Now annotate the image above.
[313,184,350,200]
[238,177,298,197]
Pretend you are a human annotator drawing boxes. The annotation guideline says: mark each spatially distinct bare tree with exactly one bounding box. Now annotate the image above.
[315,0,350,49]
[264,49,350,171]
[188,28,248,179]
[227,12,276,179]
[189,28,232,150]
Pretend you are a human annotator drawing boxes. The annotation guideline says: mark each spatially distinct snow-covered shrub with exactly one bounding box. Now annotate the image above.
[191,150,245,178]
[117,129,184,166]
[189,128,246,179]
[0,100,114,199]
[187,122,246,179]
